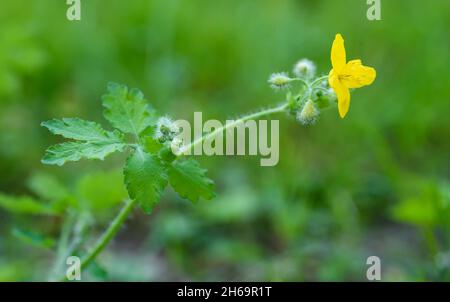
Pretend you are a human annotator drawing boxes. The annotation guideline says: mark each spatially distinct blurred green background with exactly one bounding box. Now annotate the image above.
[1,0,450,281]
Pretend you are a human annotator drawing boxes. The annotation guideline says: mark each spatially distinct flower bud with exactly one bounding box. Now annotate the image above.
[297,99,319,125]
[293,59,316,79]
[154,116,180,143]
[268,72,292,90]
[315,87,337,110]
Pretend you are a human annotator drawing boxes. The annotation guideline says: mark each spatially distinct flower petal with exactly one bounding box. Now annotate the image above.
[329,72,350,118]
[331,34,346,72]
[340,59,376,88]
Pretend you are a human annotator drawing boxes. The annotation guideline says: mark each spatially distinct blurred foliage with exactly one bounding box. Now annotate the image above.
[1,0,450,281]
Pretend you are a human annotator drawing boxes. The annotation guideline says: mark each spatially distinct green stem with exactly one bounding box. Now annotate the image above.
[310,75,328,87]
[177,103,289,155]
[290,77,309,87]
[59,199,137,281]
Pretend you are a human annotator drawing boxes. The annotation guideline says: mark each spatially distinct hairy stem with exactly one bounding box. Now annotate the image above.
[60,199,137,281]
[178,103,289,155]
[310,75,329,87]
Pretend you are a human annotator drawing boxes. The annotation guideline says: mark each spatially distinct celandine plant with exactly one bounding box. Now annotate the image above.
[41,33,376,280]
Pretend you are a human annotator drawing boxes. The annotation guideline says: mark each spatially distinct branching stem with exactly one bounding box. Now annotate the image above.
[58,78,328,281]
[59,103,289,281]
[310,75,328,87]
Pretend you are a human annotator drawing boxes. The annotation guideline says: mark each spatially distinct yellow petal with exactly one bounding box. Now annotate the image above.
[331,34,346,73]
[329,71,350,118]
[340,59,376,88]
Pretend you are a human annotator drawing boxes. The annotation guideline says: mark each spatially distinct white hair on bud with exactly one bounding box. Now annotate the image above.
[297,99,319,126]
[268,72,292,90]
[293,58,316,79]
[154,116,180,141]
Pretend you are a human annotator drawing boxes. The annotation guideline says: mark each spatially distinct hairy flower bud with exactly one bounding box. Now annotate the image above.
[297,99,319,125]
[268,72,292,90]
[293,58,316,79]
[154,116,180,143]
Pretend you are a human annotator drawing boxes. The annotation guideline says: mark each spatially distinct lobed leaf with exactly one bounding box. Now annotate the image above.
[41,118,123,142]
[102,82,156,136]
[123,150,168,213]
[41,117,126,166]
[42,141,125,166]
[169,158,215,203]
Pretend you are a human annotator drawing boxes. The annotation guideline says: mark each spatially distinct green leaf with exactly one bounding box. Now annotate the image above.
[76,170,128,212]
[41,118,123,142]
[102,82,156,136]
[169,158,215,203]
[0,193,59,215]
[141,127,164,154]
[12,228,55,249]
[42,141,125,166]
[41,117,126,166]
[27,172,71,202]
[123,150,168,213]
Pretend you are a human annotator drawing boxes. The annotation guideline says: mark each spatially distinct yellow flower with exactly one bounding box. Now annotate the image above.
[328,34,376,118]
